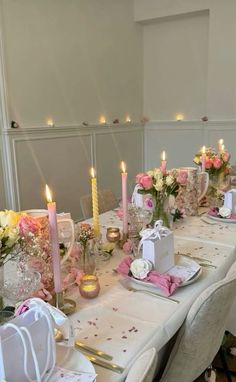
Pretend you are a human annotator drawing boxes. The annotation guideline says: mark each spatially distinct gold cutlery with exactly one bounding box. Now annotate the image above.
[119,280,180,303]
[85,354,125,374]
[198,263,217,269]
[75,340,113,361]
[55,329,113,361]
[176,252,212,264]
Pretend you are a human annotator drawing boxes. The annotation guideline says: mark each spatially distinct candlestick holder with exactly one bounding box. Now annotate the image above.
[54,291,76,315]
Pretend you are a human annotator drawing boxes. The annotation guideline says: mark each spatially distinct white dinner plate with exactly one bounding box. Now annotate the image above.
[127,256,202,290]
[56,344,96,374]
[207,214,236,224]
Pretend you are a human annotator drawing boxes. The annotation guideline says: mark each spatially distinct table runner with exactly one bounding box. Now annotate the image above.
[65,211,236,381]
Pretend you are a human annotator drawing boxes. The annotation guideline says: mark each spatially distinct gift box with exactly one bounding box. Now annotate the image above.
[224,190,236,214]
[140,222,175,273]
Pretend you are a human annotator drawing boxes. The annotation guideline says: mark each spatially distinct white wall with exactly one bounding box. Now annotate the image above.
[0,0,143,127]
[135,0,236,121]
[143,11,209,121]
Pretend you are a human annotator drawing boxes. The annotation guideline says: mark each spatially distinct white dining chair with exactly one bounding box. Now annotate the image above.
[160,261,236,382]
[80,189,118,219]
[125,348,158,382]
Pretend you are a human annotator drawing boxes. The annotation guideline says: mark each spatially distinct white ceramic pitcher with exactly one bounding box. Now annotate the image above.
[176,167,209,216]
[23,209,75,264]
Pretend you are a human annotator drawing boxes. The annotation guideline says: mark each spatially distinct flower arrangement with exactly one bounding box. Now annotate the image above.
[135,168,188,227]
[0,209,54,301]
[77,223,94,248]
[193,147,231,176]
[0,210,21,266]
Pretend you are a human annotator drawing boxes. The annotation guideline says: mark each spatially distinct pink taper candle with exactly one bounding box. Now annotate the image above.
[201,146,206,172]
[160,151,167,173]
[45,184,62,293]
[121,161,128,235]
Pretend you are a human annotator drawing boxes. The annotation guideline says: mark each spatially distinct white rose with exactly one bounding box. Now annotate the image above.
[0,210,19,228]
[154,179,163,191]
[219,207,231,219]
[154,168,163,180]
[166,175,174,186]
[147,170,154,177]
[130,259,153,279]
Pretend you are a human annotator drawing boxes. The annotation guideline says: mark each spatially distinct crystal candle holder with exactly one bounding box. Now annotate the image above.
[79,275,100,299]
[106,227,121,243]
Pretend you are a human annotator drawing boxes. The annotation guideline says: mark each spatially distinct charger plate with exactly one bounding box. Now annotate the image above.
[56,344,96,374]
[207,214,236,224]
[127,256,202,290]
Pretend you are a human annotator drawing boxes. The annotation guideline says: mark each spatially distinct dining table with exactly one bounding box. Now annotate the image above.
[63,209,236,382]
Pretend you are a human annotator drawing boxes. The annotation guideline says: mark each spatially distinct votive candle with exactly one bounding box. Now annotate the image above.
[121,161,128,235]
[201,146,206,172]
[160,151,167,173]
[90,168,100,237]
[45,184,62,293]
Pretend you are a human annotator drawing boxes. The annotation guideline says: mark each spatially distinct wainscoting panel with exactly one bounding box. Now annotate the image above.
[95,127,144,199]
[145,121,236,170]
[4,123,144,220]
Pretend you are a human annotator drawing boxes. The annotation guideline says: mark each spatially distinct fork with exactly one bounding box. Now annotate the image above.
[120,281,180,304]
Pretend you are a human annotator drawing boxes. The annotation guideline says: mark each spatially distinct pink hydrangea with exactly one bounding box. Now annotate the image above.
[18,215,39,237]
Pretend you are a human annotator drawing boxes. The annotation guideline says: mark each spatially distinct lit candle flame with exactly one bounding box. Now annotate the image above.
[176,113,184,121]
[121,161,126,173]
[126,115,131,123]
[202,146,206,154]
[47,118,54,127]
[45,184,53,203]
[221,144,225,152]
[90,167,96,178]
[219,138,224,145]
[99,115,106,124]
[161,151,166,161]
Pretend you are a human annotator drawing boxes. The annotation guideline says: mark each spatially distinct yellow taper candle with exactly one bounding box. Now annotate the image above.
[90,167,100,237]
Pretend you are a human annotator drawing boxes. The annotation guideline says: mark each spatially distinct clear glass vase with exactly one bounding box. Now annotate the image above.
[78,241,96,275]
[152,196,170,228]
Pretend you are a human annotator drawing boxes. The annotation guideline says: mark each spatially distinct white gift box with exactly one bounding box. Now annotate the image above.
[139,221,175,273]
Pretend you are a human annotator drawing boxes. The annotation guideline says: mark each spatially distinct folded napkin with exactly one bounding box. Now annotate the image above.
[116,256,182,296]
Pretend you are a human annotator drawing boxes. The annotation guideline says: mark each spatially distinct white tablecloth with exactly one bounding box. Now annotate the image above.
[66,211,236,381]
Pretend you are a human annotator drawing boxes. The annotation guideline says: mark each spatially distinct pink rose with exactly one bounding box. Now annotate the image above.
[222,152,231,162]
[212,157,222,169]
[18,215,39,237]
[177,171,188,185]
[205,157,213,169]
[140,175,153,189]
[28,257,45,273]
[136,173,146,184]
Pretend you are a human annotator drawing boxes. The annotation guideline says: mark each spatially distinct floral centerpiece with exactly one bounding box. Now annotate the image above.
[135,168,188,227]
[0,210,53,302]
[0,210,20,267]
[193,147,231,206]
[193,147,231,176]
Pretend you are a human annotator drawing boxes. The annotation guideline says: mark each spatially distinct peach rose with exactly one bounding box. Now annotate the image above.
[205,157,213,169]
[222,152,231,162]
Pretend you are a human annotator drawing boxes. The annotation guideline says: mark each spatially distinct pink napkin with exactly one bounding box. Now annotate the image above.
[116,256,182,296]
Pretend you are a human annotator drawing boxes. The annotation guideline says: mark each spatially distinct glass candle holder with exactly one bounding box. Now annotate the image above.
[106,227,121,243]
[79,275,100,299]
